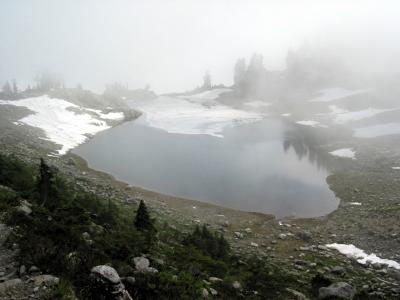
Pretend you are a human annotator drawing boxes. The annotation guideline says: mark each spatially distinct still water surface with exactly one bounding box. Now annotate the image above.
[74,117,338,218]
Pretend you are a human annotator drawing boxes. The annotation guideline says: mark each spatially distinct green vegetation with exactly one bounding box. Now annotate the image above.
[0,154,309,299]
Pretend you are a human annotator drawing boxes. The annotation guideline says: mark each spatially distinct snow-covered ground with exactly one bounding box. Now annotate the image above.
[354,123,400,138]
[309,88,371,103]
[0,95,123,155]
[180,88,232,103]
[326,243,400,270]
[295,120,320,127]
[329,106,397,124]
[329,148,356,159]
[129,95,263,137]
[244,101,271,109]
[85,108,124,120]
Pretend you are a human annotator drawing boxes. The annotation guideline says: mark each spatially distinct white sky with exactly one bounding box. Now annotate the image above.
[1,0,399,93]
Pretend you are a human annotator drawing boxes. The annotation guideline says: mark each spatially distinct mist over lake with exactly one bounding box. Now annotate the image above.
[74,105,338,218]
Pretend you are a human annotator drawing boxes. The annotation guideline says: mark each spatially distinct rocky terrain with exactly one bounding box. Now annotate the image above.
[0,88,400,299]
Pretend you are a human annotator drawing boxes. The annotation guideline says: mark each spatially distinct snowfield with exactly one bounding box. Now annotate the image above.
[129,95,263,137]
[244,101,271,108]
[329,148,356,159]
[330,106,397,124]
[295,120,320,127]
[354,123,400,138]
[180,88,232,103]
[0,95,123,155]
[326,243,400,270]
[309,87,371,103]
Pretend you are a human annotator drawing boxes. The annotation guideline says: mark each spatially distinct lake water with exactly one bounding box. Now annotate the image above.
[74,114,338,218]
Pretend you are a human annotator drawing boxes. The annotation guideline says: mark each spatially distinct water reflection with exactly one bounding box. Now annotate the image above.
[74,118,338,218]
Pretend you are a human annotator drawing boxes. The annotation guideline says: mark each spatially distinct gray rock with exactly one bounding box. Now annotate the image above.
[319,282,356,299]
[234,232,244,239]
[133,257,150,271]
[0,278,22,293]
[19,265,26,277]
[209,287,218,296]
[32,274,60,286]
[208,276,223,283]
[17,200,32,215]
[297,231,312,241]
[331,266,346,275]
[202,287,209,298]
[90,265,132,300]
[29,266,40,274]
[286,288,308,300]
[232,281,242,289]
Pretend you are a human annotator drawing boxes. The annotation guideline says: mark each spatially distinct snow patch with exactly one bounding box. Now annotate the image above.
[392,167,400,170]
[348,202,362,206]
[326,243,400,270]
[281,113,291,117]
[85,108,124,120]
[244,101,271,108]
[129,96,263,137]
[354,123,400,138]
[329,148,356,159]
[0,95,113,155]
[309,88,371,103]
[181,88,232,102]
[331,107,396,124]
[296,120,320,127]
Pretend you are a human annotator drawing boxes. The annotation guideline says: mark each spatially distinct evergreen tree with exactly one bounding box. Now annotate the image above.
[2,81,12,95]
[233,58,246,86]
[38,158,53,207]
[202,71,212,90]
[12,79,18,94]
[134,200,155,232]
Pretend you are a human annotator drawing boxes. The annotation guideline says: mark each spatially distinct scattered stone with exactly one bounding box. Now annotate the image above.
[286,288,308,300]
[17,200,32,215]
[319,282,356,299]
[133,257,158,274]
[232,281,242,289]
[32,274,60,287]
[279,233,287,240]
[202,287,209,298]
[297,231,312,241]
[0,279,22,293]
[250,242,259,247]
[19,265,26,277]
[244,228,252,233]
[209,277,223,283]
[234,232,244,239]
[29,266,40,274]
[90,265,132,300]
[331,266,346,276]
[209,287,218,296]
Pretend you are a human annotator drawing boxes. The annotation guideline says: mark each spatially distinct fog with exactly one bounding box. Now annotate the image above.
[1,0,400,93]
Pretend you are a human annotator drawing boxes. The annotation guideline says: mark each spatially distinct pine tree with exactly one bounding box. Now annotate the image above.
[202,71,212,90]
[12,79,18,94]
[134,200,155,232]
[2,81,12,95]
[38,158,53,207]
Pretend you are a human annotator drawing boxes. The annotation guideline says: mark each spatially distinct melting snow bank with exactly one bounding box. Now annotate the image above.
[0,95,123,155]
[326,243,400,270]
[180,88,232,103]
[329,148,356,159]
[354,123,400,138]
[309,87,371,103]
[130,96,263,137]
[330,106,397,124]
[244,101,271,108]
[296,120,320,127]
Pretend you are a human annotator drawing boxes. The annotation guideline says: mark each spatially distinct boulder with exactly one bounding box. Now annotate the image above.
[32,274,60,287]
[202,287,209,298]
[232,281,242,289]
[17,200,32,215]
[90,265,132,300]
[0,279,22,293]
[319,282,356,299]
[286,288,308,300]
[133,257,158,274]
[297,231,312,241]
[208,277,223,283]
